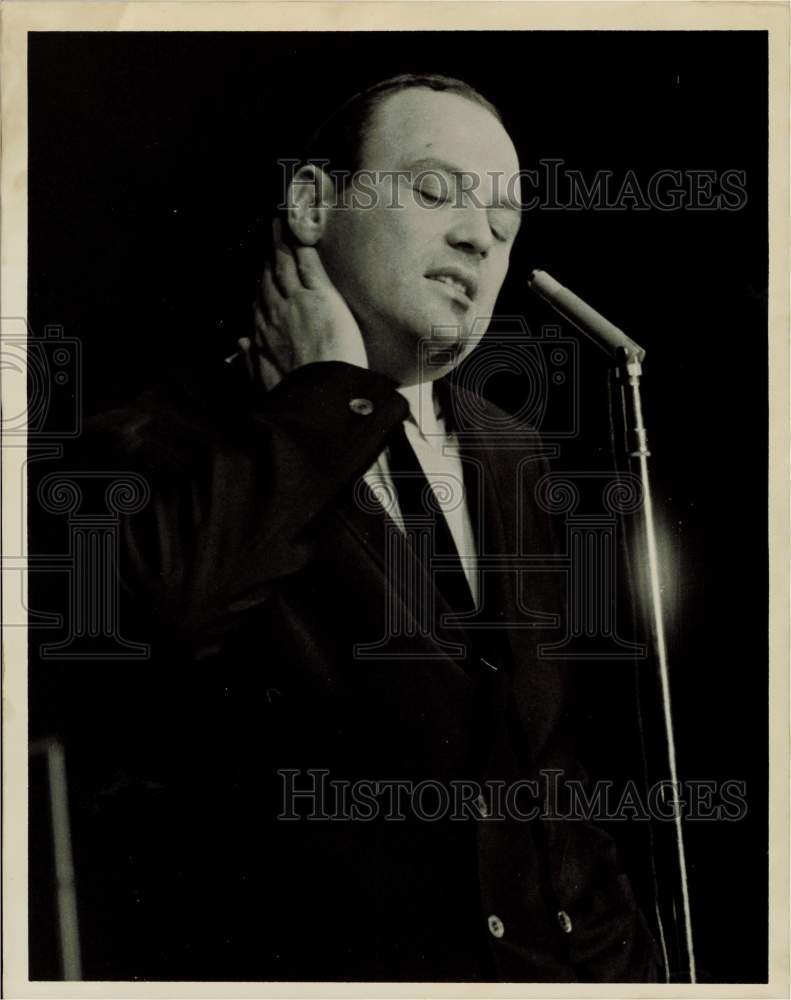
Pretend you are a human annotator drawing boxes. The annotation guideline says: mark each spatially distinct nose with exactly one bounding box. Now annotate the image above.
[446,207,493,258]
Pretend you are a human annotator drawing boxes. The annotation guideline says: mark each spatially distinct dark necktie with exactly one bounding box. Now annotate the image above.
[386,421,476,617]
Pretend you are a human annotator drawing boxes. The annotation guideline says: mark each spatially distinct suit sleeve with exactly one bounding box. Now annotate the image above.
[84,361,408,660]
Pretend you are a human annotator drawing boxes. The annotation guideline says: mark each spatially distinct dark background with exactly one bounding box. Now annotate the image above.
[28,31,768,982]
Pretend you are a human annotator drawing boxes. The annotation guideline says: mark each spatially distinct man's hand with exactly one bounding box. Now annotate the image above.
[242,217,368,389]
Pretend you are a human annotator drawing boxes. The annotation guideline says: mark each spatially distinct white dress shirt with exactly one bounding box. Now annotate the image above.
[227,349,481,605]
[363,380,480,606]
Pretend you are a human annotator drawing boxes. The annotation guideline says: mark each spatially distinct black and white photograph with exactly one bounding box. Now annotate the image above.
[2,2,788,995]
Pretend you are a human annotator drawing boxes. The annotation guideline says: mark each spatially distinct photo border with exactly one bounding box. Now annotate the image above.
[2,3,788,997]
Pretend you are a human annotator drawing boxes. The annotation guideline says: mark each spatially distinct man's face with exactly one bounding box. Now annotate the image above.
[318,87,522,385]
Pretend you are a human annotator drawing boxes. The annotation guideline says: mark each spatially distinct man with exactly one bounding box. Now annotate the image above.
[69,74,660,982]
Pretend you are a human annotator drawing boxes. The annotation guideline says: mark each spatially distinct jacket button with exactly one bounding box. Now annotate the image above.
[487,914,505,938]
[557,909,573,934]
[349,397,374,416]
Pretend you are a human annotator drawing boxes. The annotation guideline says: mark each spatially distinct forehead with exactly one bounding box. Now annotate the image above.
[360,87,521,181]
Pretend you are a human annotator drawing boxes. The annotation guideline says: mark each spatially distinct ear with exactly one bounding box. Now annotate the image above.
[286,164,334,246]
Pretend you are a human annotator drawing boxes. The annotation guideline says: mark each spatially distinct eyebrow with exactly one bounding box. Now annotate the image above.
[404,156,523,216]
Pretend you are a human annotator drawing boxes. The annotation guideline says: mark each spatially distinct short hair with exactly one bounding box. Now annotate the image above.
[302,73,503,181]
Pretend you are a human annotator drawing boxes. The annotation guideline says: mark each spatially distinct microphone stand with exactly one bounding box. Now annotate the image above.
[528,270,697,983]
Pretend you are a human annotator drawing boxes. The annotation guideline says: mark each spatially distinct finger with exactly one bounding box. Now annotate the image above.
[237,336,256,383]
[272,217,301,296]
[252,294,287,376]
[238,333,282,390]
[293,245,331,291]
[252,299,284,367]
[260,260,285,324]
[256,266,271,327]
[256,352,283,390]
[253,277,275,343]
[252,299,269,348]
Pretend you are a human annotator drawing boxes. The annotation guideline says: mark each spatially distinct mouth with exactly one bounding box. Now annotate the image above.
[425,268,477,304]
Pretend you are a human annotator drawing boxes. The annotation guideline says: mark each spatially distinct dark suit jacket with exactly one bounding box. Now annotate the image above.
[57,358,661,982]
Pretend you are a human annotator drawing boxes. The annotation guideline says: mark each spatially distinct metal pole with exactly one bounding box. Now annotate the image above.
[526,271,697,982]
[618,348,697,983]
[30,737,83,979]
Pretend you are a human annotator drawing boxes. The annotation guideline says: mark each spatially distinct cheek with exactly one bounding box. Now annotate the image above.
[325,213,392,303]
[371,202,436,256]
[320,213,362,290]
[353,212,404,274]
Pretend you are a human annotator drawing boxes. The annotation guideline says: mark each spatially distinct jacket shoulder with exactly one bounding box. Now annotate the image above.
[77,365,254,476]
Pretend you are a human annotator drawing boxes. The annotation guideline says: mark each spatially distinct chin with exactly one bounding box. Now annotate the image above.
[415,338,466,379]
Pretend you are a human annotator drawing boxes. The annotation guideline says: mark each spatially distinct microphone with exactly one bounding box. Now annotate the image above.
[528,269,646,363]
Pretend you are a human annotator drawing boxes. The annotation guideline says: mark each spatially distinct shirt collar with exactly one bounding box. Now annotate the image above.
[397,380,444,440]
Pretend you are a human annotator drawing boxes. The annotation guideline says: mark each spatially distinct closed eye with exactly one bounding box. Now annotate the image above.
[488,208,520,244]
[414,185,447,206]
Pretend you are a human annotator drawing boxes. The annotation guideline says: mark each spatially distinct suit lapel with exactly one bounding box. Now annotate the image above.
[458,439,518,672]
[333,478,480,680]
[456,404,569,762]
